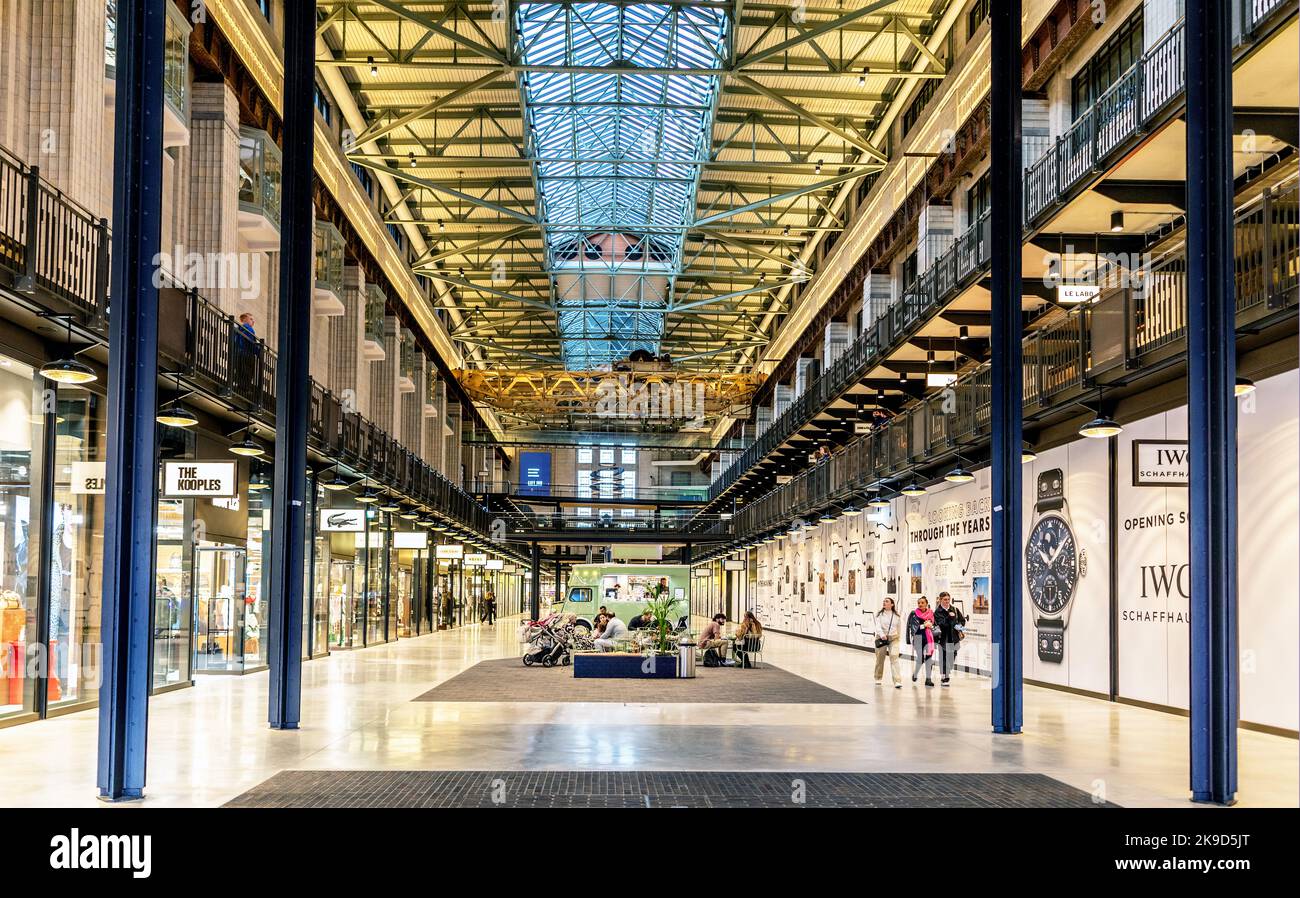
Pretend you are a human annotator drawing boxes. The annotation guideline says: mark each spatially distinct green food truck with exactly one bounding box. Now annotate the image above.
[561,563,690,633]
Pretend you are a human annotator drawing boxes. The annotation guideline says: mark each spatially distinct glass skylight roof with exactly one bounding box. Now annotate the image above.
[515,2,729,368]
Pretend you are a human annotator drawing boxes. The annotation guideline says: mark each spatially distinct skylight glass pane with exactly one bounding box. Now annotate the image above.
[516,2,728,369]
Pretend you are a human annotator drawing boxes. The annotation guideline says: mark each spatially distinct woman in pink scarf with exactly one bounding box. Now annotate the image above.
[906,596,938,686]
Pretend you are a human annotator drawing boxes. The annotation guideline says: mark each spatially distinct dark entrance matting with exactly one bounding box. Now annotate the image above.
[223,771,1117,808]
[410,658,863,704]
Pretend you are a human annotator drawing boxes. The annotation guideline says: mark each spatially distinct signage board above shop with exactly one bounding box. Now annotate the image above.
[464,553,488,566]
[1132,440,1189,486]
[319,508,366,532]
[392,532,429,550]
[723,558,746,571]
[484,559,504,570]
[162,461,237,498]
[1058,284,1101,304]
[70,461,107,495]
[435,543,464,560]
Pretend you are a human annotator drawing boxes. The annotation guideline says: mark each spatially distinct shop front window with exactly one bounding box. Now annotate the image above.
[153,499,190,689]
[0,356,41,721]
[47,387,105,708]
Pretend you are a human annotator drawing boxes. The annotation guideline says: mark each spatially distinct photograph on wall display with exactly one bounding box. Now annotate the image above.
[848,568,857,595]
[910,562,923,594]
[864,550,876,579]
[832,558,840,583]
[972,576,990,614]
[818,571,825,595]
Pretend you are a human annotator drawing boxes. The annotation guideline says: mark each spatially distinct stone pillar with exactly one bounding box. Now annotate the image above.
[401,347,425,457]
[862,273,891,332]
[187,82,242,312]
[424,374,446,472]
[823,320,850,366]
[5,0,111,215]
[369,315,400,433]
[916,204,954,271]
[329,265,370,417]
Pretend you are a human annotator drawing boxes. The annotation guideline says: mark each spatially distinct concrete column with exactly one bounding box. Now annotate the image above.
[916,204,954,271]
[187,82,242,313]
[369,315,400,432]
[6,0,111,215]
[401,346,425,456]
[329,265,370,416]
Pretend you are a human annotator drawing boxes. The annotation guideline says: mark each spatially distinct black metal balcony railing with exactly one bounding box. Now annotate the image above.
[708,5,1296,509]
[722,178,1298,540]
[708,208,992,503]
[0,142,497,543]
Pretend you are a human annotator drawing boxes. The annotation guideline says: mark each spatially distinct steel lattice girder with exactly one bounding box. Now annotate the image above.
[318,0,954,381]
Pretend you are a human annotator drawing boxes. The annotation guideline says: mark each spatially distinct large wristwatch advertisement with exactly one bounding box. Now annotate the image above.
[1025,468,1084,663]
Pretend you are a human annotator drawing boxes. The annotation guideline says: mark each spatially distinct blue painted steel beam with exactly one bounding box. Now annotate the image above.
[989,0,1024,735]
[97,0,165,801]
[1184,0,1238,805]
[267,0,316,730]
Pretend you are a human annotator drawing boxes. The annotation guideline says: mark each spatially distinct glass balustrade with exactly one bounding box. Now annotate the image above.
[238,127,283,232]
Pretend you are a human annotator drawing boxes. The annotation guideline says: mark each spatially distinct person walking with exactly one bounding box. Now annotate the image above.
[483,586,497,625]
[872,597,903,688]
[907,596,937,686]
[933,591,966,687]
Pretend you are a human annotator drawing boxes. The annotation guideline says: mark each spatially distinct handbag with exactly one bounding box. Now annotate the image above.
[874,611,895,649]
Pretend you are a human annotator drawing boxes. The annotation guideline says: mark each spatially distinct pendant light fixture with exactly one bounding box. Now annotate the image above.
[1235,376,1256,397]
[40,316,98,385]
[868,490,890,509]
[322,467,351,490]
[1078,391,1123,439]
[356,479,380,503]
[841,504,862,517]
[1022,443,1038,464]
[901,480,927,497]
[229,420,264,457]
[944,460,975,484]
[377,492,401,513]
[157,371,197,428]
[247,465,270,491]
[819,510,836,524]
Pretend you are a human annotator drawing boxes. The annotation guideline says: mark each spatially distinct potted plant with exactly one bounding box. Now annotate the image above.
[642,594,681,655]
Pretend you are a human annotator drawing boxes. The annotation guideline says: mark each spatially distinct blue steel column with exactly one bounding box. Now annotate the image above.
[267,0,316,729]
[989,0,1024,734]
[97,0,165,801]
[1184,0,1238,805]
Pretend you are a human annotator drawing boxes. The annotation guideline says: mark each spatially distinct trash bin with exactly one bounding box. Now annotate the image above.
[677,638,696,679]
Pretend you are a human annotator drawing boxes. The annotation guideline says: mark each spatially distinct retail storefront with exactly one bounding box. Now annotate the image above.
[751,370,1300,735]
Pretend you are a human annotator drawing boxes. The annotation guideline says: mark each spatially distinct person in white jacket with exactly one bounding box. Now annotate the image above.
[593,612,628,651]
[873,597,903,688]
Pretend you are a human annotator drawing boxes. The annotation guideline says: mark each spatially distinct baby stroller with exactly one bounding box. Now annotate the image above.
[521,615,570,667]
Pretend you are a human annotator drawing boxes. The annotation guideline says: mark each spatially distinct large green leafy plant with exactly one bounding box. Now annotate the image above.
[642,594,681,653]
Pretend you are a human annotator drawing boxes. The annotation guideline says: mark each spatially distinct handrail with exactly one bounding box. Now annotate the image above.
[706,10,1295,511]
[718,177,1299,540]
[0,141,499,544]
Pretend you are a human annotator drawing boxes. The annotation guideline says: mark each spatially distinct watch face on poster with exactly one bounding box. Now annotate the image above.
[1025,513,1078,614]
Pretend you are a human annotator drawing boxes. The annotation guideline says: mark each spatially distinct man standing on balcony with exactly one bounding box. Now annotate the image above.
[235,313,260,394]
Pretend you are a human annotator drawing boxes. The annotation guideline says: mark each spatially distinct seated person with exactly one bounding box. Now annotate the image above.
[733,612,764,669]
[697,613,728,664]
[627,610,655,630]
[593,612,627,651]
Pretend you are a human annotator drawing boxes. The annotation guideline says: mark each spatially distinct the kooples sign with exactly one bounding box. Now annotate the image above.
[162,462,236,498]
[1132,440,1188,486]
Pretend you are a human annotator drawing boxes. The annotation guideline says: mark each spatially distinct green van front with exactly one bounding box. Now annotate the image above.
[561,563,690,632]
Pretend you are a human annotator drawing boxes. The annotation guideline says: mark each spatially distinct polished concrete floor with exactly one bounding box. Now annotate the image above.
[1,616,1295,808]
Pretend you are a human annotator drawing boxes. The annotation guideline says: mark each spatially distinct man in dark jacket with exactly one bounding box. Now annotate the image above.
[933,592,966,687]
